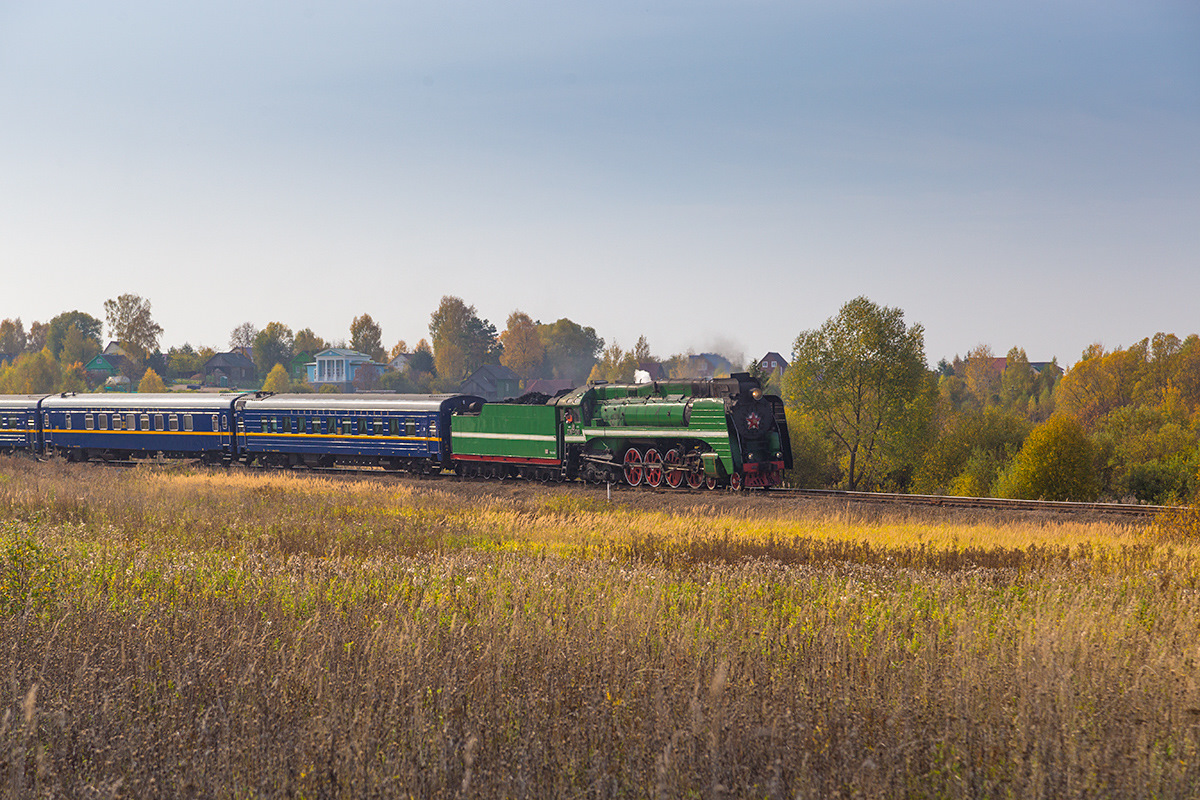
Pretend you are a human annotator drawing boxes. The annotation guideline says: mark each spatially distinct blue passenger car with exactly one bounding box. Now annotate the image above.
[236,394,483,471]
[0,395,45,454]
[41,393,247,462]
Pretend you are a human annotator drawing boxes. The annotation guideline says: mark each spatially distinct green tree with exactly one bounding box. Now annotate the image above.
[350,314,385,362]
[1000,347,1035,412]
[60,324,101,368]
[429,296,501,382]
[499,311,544,381]
[104,294,163,365]
[913,407,1031,495]
[137,368,167,393]
[253,322,294,375]
[261,363,293,393]
[994,414,1098,501]
[166,343,203,379]
[631,335,653,364]
[409,340,435,376]
[784,296,928,491]
[47,311,102,358]
[537,318,603,384]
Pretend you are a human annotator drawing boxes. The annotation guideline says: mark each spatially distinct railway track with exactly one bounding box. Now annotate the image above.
[775,487,1170,519]
[61,455,1175,521]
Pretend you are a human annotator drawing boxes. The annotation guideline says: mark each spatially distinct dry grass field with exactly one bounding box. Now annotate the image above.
[3,456,1200,798]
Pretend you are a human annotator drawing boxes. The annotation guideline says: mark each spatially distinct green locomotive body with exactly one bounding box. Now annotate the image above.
[449,373,791,490]
[450,402,563,480]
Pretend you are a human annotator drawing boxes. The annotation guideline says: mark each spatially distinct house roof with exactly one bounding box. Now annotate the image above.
[465,364,519,381]
[313,348,374,360]
[638,361,667,381]
[204,351,256,371]
[85,353,133,372]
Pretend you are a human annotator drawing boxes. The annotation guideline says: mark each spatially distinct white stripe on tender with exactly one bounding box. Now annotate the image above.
[452,432,557,442]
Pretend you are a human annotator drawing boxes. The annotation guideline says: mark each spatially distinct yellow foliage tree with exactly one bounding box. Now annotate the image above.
[262,363,293,393]
[138,367,167,393]
[994,414,1097,501]
[500,311,544,383]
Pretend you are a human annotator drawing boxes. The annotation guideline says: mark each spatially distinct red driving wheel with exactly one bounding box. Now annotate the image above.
[623,448,643,486]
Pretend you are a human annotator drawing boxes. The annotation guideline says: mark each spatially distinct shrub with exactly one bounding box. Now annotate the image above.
[994,414,1098,501]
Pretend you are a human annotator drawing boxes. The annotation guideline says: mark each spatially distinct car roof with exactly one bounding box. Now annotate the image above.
[238,393,482,413]
[40,392,247,411]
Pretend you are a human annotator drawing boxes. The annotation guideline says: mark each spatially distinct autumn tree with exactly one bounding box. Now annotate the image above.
[994,414,1098,501]
[538,318,603,384]
[1056,342,1146,429]
[294,328,327,356]
[784,297,928,491]
[912,407,1031,496]
[0,350,58,393]
[589,341,637,383]
[60,324,101,368]
[389,340,409,360]
[60,362,86,393]
[962,344,1001,407]
[350,314,385,362]
[166,344,205,379]
[1000,347,1035,411]
[429,296,501,382]
[137,368,167,393]
[261,363,293,393]
[499,311,544,381]
[253,322,295,375]
[104,294,163,364]
[47,311,103,358]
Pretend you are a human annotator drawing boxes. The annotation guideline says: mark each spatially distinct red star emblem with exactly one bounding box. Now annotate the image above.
[746,412,761,431]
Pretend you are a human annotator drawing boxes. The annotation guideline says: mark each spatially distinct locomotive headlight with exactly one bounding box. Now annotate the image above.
[745,452,754,461]
[751,388,763,400]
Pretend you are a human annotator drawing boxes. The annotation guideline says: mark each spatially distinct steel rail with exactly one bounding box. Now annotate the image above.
[773,487,1170,519]
[31,454,1176,520]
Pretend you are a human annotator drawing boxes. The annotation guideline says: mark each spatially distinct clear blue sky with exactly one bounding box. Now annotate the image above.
[2,1,1197,368]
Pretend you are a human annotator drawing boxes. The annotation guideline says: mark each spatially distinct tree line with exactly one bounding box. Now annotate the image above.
[0,294,727,396]
[7,292,1194,504]
[783,296,1200,504]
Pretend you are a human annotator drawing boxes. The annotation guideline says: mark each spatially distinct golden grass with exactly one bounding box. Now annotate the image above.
[2,456,1199,798]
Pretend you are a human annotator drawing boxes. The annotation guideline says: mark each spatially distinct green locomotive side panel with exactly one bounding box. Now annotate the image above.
[597,401,689,428]
[581,397,735,475]
[451,404,560,462]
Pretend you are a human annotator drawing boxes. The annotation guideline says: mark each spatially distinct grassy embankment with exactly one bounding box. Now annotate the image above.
[2,456,1200,798]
